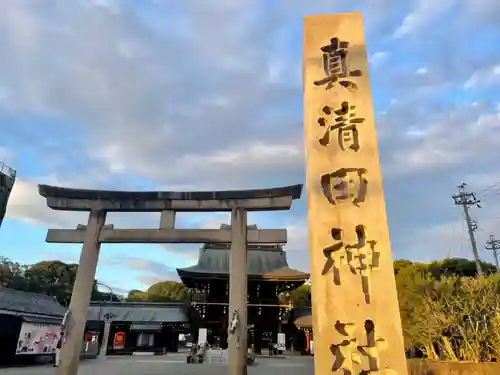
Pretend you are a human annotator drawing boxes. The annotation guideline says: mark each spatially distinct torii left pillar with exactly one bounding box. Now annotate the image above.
[57,210,107,375]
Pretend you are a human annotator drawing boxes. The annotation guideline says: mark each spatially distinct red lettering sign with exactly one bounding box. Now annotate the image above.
[113,332,125,350]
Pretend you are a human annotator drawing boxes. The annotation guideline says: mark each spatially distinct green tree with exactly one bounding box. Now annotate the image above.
[23,260,78,306]
[393,259,415,275]
[147,281,190,302]
[126,289,149,302]
[290,284,311,308]
[421,275,500,362]
[278,285,311,308]
[20,260,104,306]
[394,260,440,358]
[428,258,496,278]
[0,256,27,290]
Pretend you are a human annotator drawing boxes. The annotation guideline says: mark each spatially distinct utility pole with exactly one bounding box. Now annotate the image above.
[453,183,483,275]
[485,234,500,272]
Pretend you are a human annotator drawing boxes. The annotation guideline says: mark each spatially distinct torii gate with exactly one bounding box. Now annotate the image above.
[38,184,302,375]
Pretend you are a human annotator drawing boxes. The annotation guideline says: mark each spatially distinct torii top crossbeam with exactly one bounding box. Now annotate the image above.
[38,184,303,212]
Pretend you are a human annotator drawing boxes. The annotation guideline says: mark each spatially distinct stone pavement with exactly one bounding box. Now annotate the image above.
[3,355,314,375]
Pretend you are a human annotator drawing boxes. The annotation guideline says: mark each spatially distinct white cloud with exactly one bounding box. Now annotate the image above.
[463,0,500,24]
[464,64,500,89]
[85,0,121,14]
[369,51,389,67]
[283,219,309,270]
[5,176,161,229]
[393,0,454,38]
[387,103,500,174]
[6,178,87,227]
[403,209,500,265]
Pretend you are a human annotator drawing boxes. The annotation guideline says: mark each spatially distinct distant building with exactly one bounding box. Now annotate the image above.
[86,301,201,355]
[0,288,68,365]
[286,307,313,355]
[0,161,15,228]
[0,288,101,365]
[177,224,310,354]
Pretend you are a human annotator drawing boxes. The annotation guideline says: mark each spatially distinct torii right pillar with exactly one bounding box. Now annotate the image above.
[303,13,408,375]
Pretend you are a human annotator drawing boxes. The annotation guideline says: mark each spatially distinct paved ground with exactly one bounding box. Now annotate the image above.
[4,354,314,375]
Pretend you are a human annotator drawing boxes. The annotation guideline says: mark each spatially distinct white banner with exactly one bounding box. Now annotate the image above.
[16,322,61,355]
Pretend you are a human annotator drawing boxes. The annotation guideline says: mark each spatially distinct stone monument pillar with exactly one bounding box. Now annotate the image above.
[303,12,408,375]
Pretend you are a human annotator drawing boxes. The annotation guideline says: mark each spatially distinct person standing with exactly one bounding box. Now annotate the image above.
[55,310,71,367]
[54,332,64,367]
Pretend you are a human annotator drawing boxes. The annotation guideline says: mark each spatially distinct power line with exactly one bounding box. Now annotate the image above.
[453,182,483,275]
[475,182,500,202]
[478,181,500,194]
[485,234,500,272]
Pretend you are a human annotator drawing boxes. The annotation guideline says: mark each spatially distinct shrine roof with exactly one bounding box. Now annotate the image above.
[177,234,309,282]
[87,301,191,323]
[0,287,67,324]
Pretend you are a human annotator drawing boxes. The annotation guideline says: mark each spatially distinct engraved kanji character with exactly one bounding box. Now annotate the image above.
[321,228,348,285]
[321,168,368,206]
[322,225,380,303]
[357,320,389,373]
[318,102,365,151]
[313,37,362,92]
[330,320,394,375]
[330,321,361,374]
[345,225,380,304]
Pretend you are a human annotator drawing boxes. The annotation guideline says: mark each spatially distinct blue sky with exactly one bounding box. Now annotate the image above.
[1,0,500,294]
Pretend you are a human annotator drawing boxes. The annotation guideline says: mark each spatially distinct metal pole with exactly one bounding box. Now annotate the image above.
[228,208,248,375]
[494,249,500,272]
[462,203,483,275]
[485,234,500,272]
[96,282,114,302]
[453,183,483,276]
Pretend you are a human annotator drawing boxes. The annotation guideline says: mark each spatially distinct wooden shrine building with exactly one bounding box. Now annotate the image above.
[177,225,309,354]
[86,301,200,355]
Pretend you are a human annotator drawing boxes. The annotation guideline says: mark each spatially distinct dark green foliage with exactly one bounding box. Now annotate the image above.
[125,282,191,302]
[277,284,311,308]
[428,258,497,278]
[146,281,191,302]
[0,256,113,306]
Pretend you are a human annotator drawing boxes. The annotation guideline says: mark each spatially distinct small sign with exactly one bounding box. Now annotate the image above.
[277,333,286,351]
[197,328,208,346]
[113,332,126,350]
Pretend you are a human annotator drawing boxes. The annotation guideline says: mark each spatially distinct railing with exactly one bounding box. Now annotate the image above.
[248,297,281,305]
[0,161,15,179]
[191,294,282,305]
